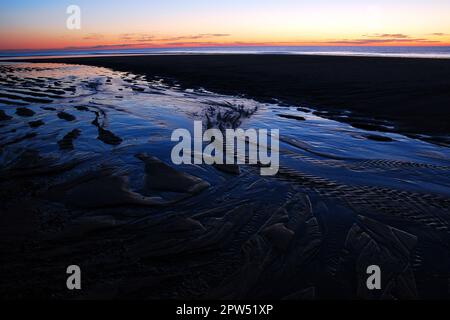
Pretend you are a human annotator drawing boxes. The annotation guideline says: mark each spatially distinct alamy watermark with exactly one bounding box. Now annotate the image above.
[171,121,279,176]
[66,265,81,290]
[66,5,81,30]
[366,265,381,290]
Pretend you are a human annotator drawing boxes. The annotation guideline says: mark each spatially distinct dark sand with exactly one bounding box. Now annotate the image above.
[26,54,450,138]
[1,60,450,300]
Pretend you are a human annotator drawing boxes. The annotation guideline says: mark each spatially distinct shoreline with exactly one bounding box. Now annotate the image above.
[3,52,450,61]
[9,54,450,144]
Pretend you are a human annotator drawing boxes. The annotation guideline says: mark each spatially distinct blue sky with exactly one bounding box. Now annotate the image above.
[1,0,449,50]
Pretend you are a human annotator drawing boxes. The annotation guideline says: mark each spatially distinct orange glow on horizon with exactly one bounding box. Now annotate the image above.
[1,1,450,51]
[1,34,450,51]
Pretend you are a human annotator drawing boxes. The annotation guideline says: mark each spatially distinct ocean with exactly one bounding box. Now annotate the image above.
[1,46,450,59]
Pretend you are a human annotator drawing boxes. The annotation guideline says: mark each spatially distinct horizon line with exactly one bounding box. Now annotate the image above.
[2,43,450,53]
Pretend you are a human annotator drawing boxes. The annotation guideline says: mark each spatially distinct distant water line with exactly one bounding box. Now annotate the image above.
[1,46,450,60]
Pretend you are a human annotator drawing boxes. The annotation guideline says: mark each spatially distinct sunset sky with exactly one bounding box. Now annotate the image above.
[1,0,450,51]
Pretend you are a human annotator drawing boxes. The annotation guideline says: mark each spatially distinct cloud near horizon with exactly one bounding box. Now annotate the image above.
[115,33,230,43]
[327,33,442,45]
[327,39,440,45]
[66,33,234,50]
[82,33,105,41]
[73,31,446,50]
[5,31,446,52]
[364,33,410,38]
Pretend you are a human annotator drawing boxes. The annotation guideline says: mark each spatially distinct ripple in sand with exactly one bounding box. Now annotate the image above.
[97,127,122,145]
[0,110,12,121]
[297,107,311,113]
[46,168,167,208]
[0,92,52,104]
[41,106,56,111]
[28,120,44,128]
[136,153,210,194]
[365,134,394,142]
[57,111,76,121]
[58,129,81,150]
[278,114,306,121]
[16,107,35,117]
[1,62,449,299]
[0,98,28,106]
[1,132,37,147]
[74,105,89,111]
[349,121,390,132]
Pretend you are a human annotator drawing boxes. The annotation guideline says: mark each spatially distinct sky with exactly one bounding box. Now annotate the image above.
[1,0,450,51]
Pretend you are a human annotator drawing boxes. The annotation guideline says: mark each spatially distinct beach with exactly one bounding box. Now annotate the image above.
[0,57,449,299]
[29,54,450,141]
[3,0,450,307]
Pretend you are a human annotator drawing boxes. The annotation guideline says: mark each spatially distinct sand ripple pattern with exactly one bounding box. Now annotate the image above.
[0,62,449,299]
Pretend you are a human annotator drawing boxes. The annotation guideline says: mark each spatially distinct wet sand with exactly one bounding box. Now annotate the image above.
[1,61,450,300]
[25,54,450,141]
